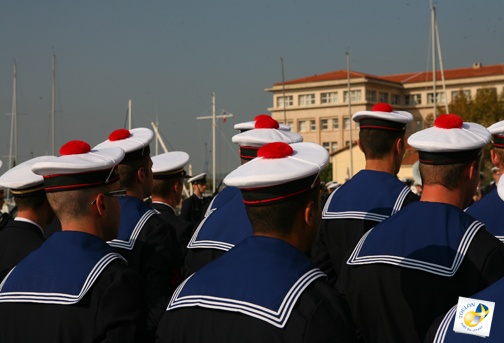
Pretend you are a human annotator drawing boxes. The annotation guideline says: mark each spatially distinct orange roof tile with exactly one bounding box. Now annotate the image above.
[274,64,504,86]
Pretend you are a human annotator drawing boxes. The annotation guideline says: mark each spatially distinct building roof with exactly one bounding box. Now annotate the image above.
[274,63,504,87]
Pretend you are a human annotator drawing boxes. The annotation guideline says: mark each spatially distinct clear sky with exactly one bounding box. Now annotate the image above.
[1,0,503,178]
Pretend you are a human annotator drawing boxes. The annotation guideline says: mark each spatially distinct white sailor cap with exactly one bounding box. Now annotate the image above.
[408,114,490,165]
[152,151,190,179]
[353,103,413,131]
[94,128,153,163]
[187,173,206,184]
[0,156,54,197]
[487,121,504,148]
[32,140,125,193]
[233,114,291,132]
[224,142,329,206]
[232,119,303,161]
[326,181,341,191]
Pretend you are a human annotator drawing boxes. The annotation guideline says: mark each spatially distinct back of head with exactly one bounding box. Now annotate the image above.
[408,114,490,192]
[353,103,412,160]
[224,142,328,241]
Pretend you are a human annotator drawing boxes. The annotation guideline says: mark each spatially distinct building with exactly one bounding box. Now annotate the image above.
[266,63,504,182]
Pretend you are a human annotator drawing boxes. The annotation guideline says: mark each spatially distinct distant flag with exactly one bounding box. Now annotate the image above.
[223,117,227,123]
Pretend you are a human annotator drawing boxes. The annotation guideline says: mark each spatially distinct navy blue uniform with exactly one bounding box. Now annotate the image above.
[466,188,504,242]
[157,236,357,342]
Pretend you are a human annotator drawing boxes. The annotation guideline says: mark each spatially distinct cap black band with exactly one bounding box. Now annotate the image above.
[153,169,188,180]
[418,148,482,165]
[121,146,151,163]
[10,185,46,198]
[43,168,120,193]
[493,135,504,148]
[241,175,320,206]
[359,118,406,131]
[239,146,259,161]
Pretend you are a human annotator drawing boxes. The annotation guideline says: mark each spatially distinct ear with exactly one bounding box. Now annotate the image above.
[467,159,478,180]
[94,193,107,217]
[137,167,146,184]
[491,149,500,167]
[394,137,404,155]
[304,199,316,228]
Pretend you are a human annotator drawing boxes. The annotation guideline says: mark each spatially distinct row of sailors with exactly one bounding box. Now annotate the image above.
[0,105,503,342]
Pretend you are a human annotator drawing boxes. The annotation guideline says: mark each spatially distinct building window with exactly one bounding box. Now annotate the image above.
[298,120,308,132]
[310,120,316,131]
[277,96,293,108]
[287,121,294,130]
[405,94,421,105]
[331,142,338,152]
[391,94,400,105]
[427,92,446,104]
[322,142,330,151]
[366,90,376,102]
[476,88,497,97]
[321,119,329,130]
[343,90,362,103]
[379,92,388,103]
[332,118,339,130]
[451,90,471,100]
[321,92,338,104]
[299,94,315,106]
[344,118,351,130]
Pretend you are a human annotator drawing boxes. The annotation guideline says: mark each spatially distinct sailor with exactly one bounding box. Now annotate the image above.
[312,102,419,286]
[180,172,211,225]
[151,151,193,258]
[184,115,303,276]
[0,156,56,279]
[338,114,504,343]
[94,128,182,341]
[0,140,142,342]
[156,142,357,342]
[465,120,504,242]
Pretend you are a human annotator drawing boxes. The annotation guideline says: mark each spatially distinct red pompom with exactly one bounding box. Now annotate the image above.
[257,142,293,159]
[372,103,393,112]
[255,116,279,129]
[109,129,131,141]
[59,140,91,156]
[254,114,271,121]
[434,114,463,129]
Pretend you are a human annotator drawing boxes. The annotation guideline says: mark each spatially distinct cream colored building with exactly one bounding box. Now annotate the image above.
[266,63,504,183]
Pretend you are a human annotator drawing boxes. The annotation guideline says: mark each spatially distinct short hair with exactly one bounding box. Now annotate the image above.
[152,177,180,197]
[359,129,404,159]
[14,192,48,212]
[419,156,480,191]
[46,184,112,222]
[117,155,151,189]
[245,185,319,236]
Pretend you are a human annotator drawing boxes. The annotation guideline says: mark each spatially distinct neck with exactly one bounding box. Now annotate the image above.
[151,195,177,207]
[16,209,50,229]
[59,217,106,240]
[420,184,467,209]
[365,156,398,175]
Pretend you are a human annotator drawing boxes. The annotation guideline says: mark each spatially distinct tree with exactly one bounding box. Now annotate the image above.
[448,88,504,186]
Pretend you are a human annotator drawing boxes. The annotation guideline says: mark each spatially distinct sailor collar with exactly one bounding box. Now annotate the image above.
[0,231,125,304]
[168,236,325,328]
[322,170,413,222]
[108,195,159,250]
[347,202,484,276]
[187,186,253,251]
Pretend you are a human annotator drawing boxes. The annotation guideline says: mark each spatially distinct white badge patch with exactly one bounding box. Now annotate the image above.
[453,296,495,338]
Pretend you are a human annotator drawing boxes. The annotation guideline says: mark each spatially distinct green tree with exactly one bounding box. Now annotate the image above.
[448,88,504,186]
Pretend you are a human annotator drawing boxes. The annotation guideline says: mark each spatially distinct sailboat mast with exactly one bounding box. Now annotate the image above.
[212,92,216,194]
[9,61,17,169]
[431,3,437,119]
[51,52,56,155]
[346,51,354,178]
[128,99,132,130]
